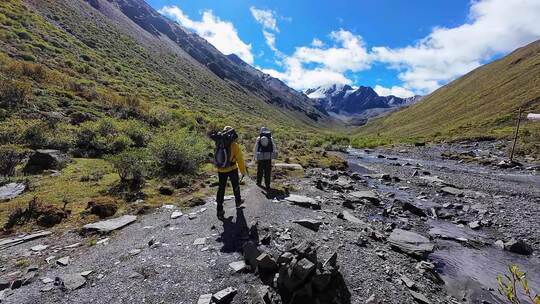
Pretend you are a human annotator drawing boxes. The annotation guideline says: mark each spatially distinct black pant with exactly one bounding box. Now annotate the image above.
[256,160,272,188]
[216,169,241,211]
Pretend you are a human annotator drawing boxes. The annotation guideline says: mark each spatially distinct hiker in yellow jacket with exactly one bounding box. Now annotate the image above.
[214,126,248,219]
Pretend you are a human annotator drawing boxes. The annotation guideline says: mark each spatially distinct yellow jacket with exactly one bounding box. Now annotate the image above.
[217,142,247,175]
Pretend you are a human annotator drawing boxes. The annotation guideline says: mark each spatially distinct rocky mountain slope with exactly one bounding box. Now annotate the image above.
[306,84,421,116]
[357,39,540,146]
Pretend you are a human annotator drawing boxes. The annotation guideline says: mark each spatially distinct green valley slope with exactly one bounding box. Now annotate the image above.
[356,39,540,150]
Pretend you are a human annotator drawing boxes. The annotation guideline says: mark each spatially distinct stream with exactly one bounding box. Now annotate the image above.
[347,148,540,303]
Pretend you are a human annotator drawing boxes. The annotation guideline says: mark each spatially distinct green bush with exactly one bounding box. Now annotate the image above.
[0,79,30,109]
[107,148,148,185]
[76,118,132,156]
[0,144,30,177]
[498,264,539,304]
[148,128,208,176]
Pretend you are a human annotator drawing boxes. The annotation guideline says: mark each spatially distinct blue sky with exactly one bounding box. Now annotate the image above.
[150,0,540,97]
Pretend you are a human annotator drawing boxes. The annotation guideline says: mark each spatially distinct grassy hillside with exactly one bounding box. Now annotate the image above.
[354,40,540,154]
[0,0,346,232]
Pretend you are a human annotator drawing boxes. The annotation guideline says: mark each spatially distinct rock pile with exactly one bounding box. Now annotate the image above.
[241,241,348,304]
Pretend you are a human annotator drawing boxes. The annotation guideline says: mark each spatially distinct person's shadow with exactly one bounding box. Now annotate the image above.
[217,207,259,253]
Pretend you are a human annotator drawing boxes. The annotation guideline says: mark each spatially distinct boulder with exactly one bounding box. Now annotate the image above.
[36,208,66,228]
[82,215,137,234]
[23,150,70,174]
[212,287,237,304]
[228,261,248,273]
[56,256,70,266]
[87,197,118,219]
[0,183,25,200]
[504,239,533,255]
[293,219,322,232]
[388,229,434,258]
[243,242,262,269]
[293,258,316,282]
[409,290,431,304]
[158,186,174,195]
[248,285,271,304]
[402,202,427,217]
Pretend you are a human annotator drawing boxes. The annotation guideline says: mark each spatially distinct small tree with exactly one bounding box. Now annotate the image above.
[107,148,148,187]
[498,264,540,304]
[0,79,30,109]
[0,145,29,179]
[148,128,208,176]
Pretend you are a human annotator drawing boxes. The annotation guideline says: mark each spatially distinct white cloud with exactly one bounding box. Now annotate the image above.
[264,29,371,90]
[373,85,415,98]
[311,38,324,47]
[250,7,279,32]
[372,0,540,93]
[263,31,277,52]
[159,5,254,64]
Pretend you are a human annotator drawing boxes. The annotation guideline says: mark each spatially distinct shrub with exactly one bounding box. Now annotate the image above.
[103,93,149,119]
[123,120,151,147]
[3,197,67,230]
[498,264,539,304]
[0,79,30,109]
[76,118,134,156]
[107,148,148,187]
[148,128,208,176]
[0,144,30,177]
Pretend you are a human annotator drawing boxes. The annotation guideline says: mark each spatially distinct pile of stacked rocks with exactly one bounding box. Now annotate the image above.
[243,240,348,304]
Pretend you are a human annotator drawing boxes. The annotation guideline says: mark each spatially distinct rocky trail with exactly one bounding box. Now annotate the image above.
[1,142,539,304]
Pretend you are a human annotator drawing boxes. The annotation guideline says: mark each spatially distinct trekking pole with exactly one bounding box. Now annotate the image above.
[509,107,522,162]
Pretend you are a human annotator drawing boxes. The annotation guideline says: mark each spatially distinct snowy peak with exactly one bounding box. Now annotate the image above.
[306,84,422,115]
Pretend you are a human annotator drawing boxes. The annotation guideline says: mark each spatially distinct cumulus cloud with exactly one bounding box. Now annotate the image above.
[263,31,278,52]
[372,0,540,93]
[159,5,254,64]
[250,7,279,32]
[263,29,371,90]
[373,85,415,98]
[311,38,324,47]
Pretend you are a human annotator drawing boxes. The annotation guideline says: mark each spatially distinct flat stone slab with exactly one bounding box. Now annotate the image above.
[171,211,183,219]
[0,183,25,200]
[389,229,434,258]
[56,273,86,290]
[0,231,51,250]
[197,294,213,304]
[349,190,380,203]
[229,261,248,273]
[30,245,48,252]
[338,210,365,225]
[293,219,322,231]
[213,287,237,303]
[82,215,137,233]
[441,186,464,196]
[285,195,320,209]
[274,163,303,170]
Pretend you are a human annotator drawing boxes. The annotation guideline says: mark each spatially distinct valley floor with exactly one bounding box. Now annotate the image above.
[0,141,539,304]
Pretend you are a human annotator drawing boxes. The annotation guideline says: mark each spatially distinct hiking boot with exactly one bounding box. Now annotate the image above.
[235,199,245,208]
[217,209,225,219]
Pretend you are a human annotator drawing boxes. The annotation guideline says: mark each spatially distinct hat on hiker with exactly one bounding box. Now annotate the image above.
[260,127,270,134]
[223,126,233,132]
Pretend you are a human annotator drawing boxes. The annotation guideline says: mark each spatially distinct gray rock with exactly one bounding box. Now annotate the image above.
[31,244,48,252]
[365,294,379,303]
[82,215,137,234]
[212,287,237,303]
[256,253,278,272]
[197,294,213,304]
[56,274,86,290]
[388,229,434,258]
[293,258,315,281]
[337,210,365,225]
[504,239,533,255]
[129,249,141,256]
[248,285,270,304]
[0,183,25,200]
[0,231,51,250]
[79,271,93,277]
[468,221,481,230]
[193,238,206,246]
[285,195,320,209]
[23,149,70,174]
[228,261,248,273]
[41,277,54,284]
[277,252,294,265]
[409,290,431,304]
[274,163,303,170]
[494,240,505,250]
[402,202,427,217]
[349,191,380,204]
[170,211,183,219]
[401,275,416,289]
[56,256,70,266]
[0,280,9,291]
[440,186,464,196]
[40,284,54,292]
[293,219,322,231]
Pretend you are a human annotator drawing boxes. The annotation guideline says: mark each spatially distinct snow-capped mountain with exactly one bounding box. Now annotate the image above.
[305,84,422,116]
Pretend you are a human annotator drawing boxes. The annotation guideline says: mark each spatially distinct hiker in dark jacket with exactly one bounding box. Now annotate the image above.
[253,127,277,190]
[210,126,248,219]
